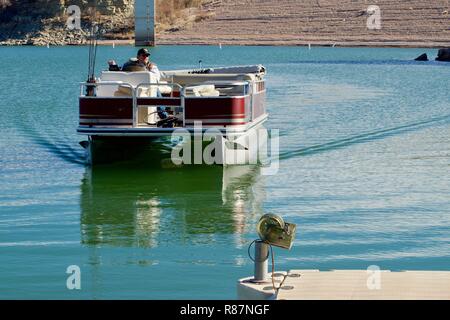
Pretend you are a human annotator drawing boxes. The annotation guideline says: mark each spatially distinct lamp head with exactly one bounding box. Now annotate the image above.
[256,214,296,250]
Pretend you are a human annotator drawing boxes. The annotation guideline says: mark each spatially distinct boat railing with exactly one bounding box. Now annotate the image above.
[134,83,185,127]
[79,79,263,127]
[80,79,260,99]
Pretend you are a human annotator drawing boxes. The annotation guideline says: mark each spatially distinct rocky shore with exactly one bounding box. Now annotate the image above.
[0,14,132,46]
[0,0,134,46]
[0,0,212,46]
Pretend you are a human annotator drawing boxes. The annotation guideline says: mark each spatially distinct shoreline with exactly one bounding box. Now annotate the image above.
[1,39,449,49]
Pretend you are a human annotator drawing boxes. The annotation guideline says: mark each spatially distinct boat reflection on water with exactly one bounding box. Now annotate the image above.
[80,161,265,248]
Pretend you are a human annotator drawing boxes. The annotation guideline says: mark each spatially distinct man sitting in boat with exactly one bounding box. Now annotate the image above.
[121,48,161,82]
[121,48,169,122]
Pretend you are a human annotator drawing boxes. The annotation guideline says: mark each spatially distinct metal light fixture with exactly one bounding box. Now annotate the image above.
[257,214,296,249]
[251,214,296,283]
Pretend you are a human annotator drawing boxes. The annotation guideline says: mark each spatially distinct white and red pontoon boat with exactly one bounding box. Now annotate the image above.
[78,65,268,165]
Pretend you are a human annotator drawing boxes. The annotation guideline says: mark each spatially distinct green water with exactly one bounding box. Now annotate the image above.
[0,45,449,299]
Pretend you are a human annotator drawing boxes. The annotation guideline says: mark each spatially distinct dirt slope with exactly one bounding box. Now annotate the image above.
[158,0,450,46]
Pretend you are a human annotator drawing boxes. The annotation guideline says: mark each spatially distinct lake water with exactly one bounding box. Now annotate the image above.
[0,45,449,299]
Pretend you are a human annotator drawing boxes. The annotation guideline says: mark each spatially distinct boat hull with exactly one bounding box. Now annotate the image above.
[81,120,268,166]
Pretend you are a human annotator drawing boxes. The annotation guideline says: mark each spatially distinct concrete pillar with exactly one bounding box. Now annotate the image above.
[135,0,155,46]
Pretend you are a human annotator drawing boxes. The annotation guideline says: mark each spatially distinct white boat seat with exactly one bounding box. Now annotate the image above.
[97,71,160,97]
[185,85,220,97]
[158,81,173,95]
[113,85,152,97]
[101,71,153,87]
[165,73,256,86]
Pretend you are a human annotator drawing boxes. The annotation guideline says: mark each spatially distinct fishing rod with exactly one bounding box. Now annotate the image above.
[86,5,98,96]
[87,26,94,81]
[88,26,98,79]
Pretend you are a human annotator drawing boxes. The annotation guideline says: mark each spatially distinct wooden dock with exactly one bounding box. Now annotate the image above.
[238,270,450,300]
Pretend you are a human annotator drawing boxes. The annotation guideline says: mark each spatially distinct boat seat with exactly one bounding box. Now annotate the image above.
[185,85,220,97]
[164,73,256,87]
[101,71,154,87]
[97,71,159,97]
[113,85,152,97]
[158,81,173,95]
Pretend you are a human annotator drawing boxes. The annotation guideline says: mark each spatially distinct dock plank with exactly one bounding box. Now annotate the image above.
[238,270,450,300]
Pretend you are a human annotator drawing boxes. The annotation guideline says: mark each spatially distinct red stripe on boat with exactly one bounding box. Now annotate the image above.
[79,98,133,119]
[162,91,181,98]
[185,97,247,119]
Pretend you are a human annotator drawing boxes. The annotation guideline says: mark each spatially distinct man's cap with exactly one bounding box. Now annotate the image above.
[137,48,150,57]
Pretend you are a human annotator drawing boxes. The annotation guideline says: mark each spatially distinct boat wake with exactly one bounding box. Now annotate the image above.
[16,124,85,166]
[15,113,450,167]
[278,114,450,160]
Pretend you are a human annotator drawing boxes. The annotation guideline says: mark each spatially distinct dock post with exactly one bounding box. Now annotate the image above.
[253,240,269,282]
